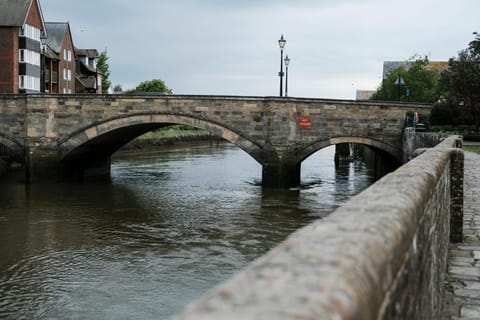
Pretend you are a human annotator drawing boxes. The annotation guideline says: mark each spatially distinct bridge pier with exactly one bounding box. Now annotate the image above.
[262,159,301,188]
[25,148,111,182]
[25,148,62,182]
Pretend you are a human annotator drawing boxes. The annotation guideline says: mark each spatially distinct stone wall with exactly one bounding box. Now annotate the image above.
[403,127,450,162]
[171,136,463,320]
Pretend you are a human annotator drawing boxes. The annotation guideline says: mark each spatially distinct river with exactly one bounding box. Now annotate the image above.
[0,142,377,319]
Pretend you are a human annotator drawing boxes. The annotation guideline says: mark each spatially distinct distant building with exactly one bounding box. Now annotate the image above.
[382,60,448,79]
[355,90,376,100]
[75,48,102,94]
[0,0,47,93]
[42,22,76,94]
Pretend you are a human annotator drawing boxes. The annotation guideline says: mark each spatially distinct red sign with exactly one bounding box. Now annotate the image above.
[298,116,312,129]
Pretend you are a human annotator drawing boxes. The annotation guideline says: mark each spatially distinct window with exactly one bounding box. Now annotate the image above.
[19,24,41,41]
[64,49,72,62]
[63,69,72,81]
[19,75,40,91]
[19,49,40,66]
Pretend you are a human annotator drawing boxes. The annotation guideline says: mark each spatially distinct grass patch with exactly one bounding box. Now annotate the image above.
[464,146,480,154]
[137,125,209,140]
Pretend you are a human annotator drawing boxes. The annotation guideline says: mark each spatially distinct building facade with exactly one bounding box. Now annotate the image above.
[43,22,76,94]
[0,0,46,93]
[1,0,103,95]
[75,48,102,94]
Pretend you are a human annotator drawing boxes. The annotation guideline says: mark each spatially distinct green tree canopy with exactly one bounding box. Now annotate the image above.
[370,57,441,103]
[437,33,480,126]
[133,79,173,94]
[97,50,111,93]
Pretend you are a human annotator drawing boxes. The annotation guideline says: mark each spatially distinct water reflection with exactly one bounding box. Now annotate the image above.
[0,143,376,319]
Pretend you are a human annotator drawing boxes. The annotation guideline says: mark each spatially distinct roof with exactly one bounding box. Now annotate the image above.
[42,43,59,59]
[76,48,98,58]
[0,0,46,33]
[44,22,69,53]
[0,0,31,26]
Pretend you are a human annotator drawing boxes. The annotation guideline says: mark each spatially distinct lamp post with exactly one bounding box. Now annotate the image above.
[278,35,286,97]
[284,55,290,97]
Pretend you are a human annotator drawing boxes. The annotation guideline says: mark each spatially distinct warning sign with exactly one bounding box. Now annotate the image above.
[298,116,312,129]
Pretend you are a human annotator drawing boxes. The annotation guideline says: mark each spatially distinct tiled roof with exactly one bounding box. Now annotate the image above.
[0,0,31,26]
[75,48,98,58]
[44,22,68,53]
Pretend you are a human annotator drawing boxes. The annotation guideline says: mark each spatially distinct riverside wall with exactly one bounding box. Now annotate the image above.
[171,135,464,320]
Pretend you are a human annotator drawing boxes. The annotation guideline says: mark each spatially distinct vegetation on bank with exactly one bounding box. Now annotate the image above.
[370,33,480,135]
[136,125,207,140]
[370,57,441,103]
[464,145,480,154]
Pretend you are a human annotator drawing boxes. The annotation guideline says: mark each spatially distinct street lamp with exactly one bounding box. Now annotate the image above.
[278,35,286,97]
[284,55,290,97]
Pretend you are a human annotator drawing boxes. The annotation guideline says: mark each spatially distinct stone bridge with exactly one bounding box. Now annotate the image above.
[0,94,431,186]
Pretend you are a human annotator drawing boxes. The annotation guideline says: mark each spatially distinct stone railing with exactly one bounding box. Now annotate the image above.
[171,135,463,320]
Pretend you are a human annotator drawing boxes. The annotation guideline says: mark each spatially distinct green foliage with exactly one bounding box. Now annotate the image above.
[97,50,111,93]
[464,146,480,154]
[431,102,460,125]
[371,57,441,103]
[438,33,480,126]
[133,79,172,94]
[113,84,123,93]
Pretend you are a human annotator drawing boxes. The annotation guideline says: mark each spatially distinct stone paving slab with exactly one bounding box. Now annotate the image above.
[444,152,480,319]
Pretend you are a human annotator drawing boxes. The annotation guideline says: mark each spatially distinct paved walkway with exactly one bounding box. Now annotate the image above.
[444,152,480,319]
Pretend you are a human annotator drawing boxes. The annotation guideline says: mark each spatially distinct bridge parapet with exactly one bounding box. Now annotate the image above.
[171,135,463,320]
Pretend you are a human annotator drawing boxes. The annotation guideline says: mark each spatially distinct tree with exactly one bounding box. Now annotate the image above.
[438,33,480,126]
[133,79,172,94]
[113,84,123,93]
[97,50,111,93]
[370,57,441,103]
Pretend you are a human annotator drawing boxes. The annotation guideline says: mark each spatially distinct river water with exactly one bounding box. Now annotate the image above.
[0,142,377,319]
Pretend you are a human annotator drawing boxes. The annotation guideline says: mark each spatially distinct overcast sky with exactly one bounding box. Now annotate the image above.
[41,0,478,99]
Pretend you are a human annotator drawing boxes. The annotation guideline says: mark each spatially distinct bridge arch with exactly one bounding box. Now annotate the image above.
[297,136,403,163]
[57,113,265,164]
[0,133,25,162]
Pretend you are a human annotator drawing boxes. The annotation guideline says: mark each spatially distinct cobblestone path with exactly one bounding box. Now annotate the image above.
[444,152,480,319]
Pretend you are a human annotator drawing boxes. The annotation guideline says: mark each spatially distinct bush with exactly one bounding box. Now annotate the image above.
[431,102,460,126]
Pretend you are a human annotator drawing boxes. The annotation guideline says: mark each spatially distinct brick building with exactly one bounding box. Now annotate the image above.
[0,0,47,93]
[75,48,102,94]
[1,0,103,94]
[42,22,75,94]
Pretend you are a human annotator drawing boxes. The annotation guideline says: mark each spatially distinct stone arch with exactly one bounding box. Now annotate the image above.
[57,113,265,164]
[296,136,403,163]
[0,133,25,162]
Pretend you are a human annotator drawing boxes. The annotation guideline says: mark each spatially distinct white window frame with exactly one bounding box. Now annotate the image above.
[19,24,41,41]
[19,75,40,91]
[19,49,40,66]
